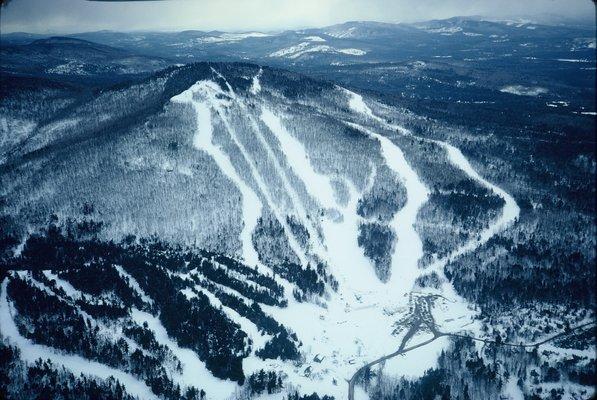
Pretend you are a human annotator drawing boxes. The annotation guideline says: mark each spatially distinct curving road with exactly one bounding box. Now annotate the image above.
[347,292,595,400]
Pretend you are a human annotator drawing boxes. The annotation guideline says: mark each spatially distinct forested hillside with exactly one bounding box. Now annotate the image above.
[1,19,595,399]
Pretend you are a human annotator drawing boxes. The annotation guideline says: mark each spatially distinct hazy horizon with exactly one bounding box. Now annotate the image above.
[1,0,594,35]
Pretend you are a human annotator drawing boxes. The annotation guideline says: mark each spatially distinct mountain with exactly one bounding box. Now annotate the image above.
[0,17,595,400]
[1,60,595,400]
[3,17,590,66]
[0,36,172,79]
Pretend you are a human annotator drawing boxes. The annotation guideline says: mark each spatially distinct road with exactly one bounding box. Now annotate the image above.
[347,293,595,400]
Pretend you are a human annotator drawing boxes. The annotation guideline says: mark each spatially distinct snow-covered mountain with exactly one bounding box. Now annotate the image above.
[4,17,592,68]
[1,17,595,400]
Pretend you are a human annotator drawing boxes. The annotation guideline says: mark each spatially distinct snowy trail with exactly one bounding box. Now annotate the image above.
[346,90,519,283]
[347,92,430,293]
[172,85,263,266]
[209,82,307,266]
[241,103,328,260]
[424,142,520,274]
[260,107,337,210]
[129,308,237,399]
[114,265,154,306]
[183,285,270,350]
[190,77,309,266]
[214,70,328,264]
[0,279,160,400]
[250,67,263,95]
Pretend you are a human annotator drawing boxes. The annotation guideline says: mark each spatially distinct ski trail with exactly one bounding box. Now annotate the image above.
[190,78,309,266]
[182,285,270,350]
[114,265,154,306]
[242,104,328,260]
[129,308,237,399]
[43,271,83,300]
[347,90,429,292]
[172,85,263,266]
[319,177,383,291]
[214,69,329,264]
[346,90,520,280]
[0,279,159,400]
[250,67,263,95]
[260,107,337,210]
[345,119,429,292]
[424,142,520,274]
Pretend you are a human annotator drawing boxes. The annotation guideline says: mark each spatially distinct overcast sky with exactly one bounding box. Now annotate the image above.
[1,0,594,34]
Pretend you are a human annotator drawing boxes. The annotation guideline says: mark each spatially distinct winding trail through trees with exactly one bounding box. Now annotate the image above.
[343,90,582,400]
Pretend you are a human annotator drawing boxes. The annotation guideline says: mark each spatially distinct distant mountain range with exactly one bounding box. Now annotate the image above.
[2,17,594,68]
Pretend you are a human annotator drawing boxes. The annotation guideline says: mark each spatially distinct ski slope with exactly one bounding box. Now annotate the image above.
[346,89,520,285]
[172,83,264,266]
[130,308,238,398]
[425,142,520,274]
[173,76,508,398]
[0,278,160,400]
[261,107,337,210]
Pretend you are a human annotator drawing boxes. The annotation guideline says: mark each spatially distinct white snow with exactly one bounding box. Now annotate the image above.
[325,26,358,39]
[0,279,159,400]
[333,87,522,388]
[503,377,525,400]
[155,79,522,399]
[304,36,326,42]
[269,42,311,57]
[423,26,463,35]
[233,96,329,264]
[500,85,548,96]
[47,61,89,75]
[113,265,154,305]
[130,308,237,399]
[556,58,591,63]
[184,285,269,350]
[43,271,83,300]
[349,93,519,330]
[248,90,475,398]
[260,107,337,209]
[383,334,449,378]
[344,119,429,292]
[425,143,520,276]
[175,75,309,266]
[269,42,366,58]
[337,48,367,56]
[195,32,270,43]
[172,84,263,266]
[211,69,334,266]
[546,101,569,108]
[250,68,263,95]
